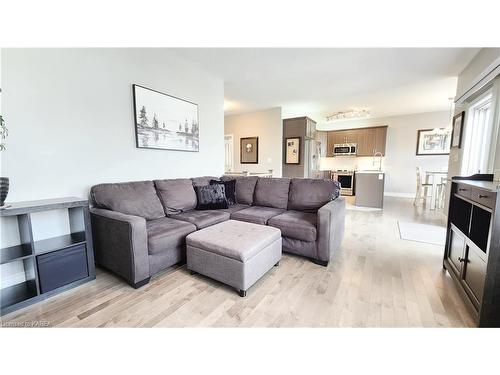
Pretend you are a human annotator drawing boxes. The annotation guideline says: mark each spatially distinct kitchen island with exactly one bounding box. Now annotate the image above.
[355,171,385,208]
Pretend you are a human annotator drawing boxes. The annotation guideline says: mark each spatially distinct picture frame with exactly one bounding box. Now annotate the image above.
[132,84,199,152]
[416,128,451,156]
[285,137,301,164]
[451,111,465,148]
[240,137,259,164]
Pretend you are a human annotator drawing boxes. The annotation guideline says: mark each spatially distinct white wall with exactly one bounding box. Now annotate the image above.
[1,48,224,201]
[456,48,500,100]
[318,111,450,197]
[0,48,224,249]
[224,107,282,176]
[449,49,500,179]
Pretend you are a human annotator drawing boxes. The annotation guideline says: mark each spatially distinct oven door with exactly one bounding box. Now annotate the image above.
[336,174,353,190]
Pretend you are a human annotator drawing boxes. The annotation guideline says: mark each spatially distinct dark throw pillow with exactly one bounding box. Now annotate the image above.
[195,184,229,210]
[210,179,236,205]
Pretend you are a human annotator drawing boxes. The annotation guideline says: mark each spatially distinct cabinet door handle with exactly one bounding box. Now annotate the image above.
[478,194,489,199]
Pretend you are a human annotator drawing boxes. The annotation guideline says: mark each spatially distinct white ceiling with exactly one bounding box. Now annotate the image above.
[174,48,479,122]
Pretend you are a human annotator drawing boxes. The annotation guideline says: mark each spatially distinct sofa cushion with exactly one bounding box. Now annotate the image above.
[146,217,197,255]
[253,178,291,209]
[171,210,230,229]
[91,181,165,220]
[231,206,285,225]
[191,176,220,187]
[288,178,341,212]
[228,176,258,205]
[154,179,197,215]
[221,203,250,214]
[210,179,236,205]
[268,210,317,242]
[194,185,228,210]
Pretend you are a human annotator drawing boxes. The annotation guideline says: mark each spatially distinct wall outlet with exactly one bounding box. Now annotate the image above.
[494,169,500,181]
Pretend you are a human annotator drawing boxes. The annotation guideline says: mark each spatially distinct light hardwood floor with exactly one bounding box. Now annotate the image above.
[1,197,475,327]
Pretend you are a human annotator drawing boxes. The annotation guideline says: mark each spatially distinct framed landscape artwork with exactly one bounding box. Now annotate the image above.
[416,128,451,155]
[240,137,259,164]
[132,84,199,152]
[451,111,465,148]
[285,137,301,164]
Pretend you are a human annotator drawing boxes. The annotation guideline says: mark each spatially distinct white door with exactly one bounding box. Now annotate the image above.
[224,134,234,172]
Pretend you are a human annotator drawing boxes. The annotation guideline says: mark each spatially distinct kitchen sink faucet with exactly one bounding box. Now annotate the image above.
[373,151,383,171]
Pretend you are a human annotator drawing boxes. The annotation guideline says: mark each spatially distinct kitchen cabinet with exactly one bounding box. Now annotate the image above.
[374,127,387,155]
[326,126,388,157]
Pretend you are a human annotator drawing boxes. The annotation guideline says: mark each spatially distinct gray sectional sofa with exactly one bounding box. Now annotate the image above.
[90,176,345,288]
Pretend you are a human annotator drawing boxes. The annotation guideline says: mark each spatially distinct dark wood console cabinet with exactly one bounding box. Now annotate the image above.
[443,175,500,327]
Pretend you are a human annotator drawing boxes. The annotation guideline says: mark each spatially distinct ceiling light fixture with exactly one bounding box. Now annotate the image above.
[326,109,370,122]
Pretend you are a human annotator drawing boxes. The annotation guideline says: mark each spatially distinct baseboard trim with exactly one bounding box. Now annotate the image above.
[384,192,415,198]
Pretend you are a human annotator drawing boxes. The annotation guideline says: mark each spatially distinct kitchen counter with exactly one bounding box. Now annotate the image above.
[355,171,385,208]
[356,170,385,174]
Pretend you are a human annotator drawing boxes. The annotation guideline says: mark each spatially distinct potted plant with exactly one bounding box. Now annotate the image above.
[0,114,9,206]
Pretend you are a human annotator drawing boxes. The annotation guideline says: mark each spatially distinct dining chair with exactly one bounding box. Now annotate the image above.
[437,177,447,209]
[414,167,433,206]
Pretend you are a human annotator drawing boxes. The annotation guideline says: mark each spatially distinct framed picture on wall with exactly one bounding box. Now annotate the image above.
[132,84,199,152]
[240,137,259,164]
[416,128,451,156]
[451,111,465,148]
[285,137,301,164]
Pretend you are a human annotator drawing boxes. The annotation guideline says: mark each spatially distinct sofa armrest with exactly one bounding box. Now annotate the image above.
[317,197,346,263]
[90,208,150,286]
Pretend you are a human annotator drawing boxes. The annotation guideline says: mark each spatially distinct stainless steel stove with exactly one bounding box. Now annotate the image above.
[332,170,355,196]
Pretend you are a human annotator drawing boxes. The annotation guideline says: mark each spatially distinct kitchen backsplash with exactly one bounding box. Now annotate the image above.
[319,156,384,171]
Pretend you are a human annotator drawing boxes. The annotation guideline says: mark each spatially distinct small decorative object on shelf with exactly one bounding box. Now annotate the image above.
[0,197,95,316]
[0,114,9,207]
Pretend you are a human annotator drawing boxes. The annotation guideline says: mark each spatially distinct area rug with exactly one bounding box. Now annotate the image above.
[397,221,446,246]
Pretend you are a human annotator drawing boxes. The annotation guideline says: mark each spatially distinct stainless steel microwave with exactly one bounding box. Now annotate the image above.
[333,143,357,156]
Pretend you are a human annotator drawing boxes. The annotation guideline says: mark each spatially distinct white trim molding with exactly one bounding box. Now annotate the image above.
[384,192,415,198]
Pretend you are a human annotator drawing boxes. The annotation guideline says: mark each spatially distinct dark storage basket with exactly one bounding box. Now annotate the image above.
[37,244,89,293]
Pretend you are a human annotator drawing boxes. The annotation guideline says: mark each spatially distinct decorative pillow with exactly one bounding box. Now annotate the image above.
[210,179,236,205]
[194,185,229,210]
[192,176,220,187]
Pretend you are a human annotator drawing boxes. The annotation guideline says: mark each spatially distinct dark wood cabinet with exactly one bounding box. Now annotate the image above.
[443,175,500,326]
[326,125,388,157]
[448,226,466,277]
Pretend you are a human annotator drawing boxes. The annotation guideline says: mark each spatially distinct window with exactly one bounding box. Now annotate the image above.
[461,90,496,175]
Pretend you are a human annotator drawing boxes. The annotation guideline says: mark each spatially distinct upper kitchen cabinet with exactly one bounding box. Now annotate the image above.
[357,126,388,156]
[327,125,388,157]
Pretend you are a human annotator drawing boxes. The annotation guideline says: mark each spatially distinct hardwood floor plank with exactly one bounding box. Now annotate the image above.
[1,197,474,328]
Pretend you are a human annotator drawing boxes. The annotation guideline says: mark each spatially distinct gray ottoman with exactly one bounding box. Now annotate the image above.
[186,220,282,297]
